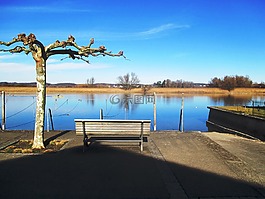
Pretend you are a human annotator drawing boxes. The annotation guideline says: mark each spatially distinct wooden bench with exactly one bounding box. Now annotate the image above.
[75,119,151,152]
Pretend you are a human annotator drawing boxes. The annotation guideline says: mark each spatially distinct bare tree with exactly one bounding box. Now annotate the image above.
[0,33,125,149]
[87,77,95,86]
[117,72,140,90]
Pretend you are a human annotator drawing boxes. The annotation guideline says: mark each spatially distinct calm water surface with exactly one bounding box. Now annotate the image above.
[2,93,265,131]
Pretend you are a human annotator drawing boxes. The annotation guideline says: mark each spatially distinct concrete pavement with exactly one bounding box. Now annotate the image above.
[0,130,264,199]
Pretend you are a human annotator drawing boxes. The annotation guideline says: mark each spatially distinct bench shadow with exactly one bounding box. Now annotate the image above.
[0,143,264,199]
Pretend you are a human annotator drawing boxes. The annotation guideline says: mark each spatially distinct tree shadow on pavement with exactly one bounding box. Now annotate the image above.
[44,130,71,147]
[0,143,264,199]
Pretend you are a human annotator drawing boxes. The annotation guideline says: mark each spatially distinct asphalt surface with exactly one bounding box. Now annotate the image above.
[0,130,264,199]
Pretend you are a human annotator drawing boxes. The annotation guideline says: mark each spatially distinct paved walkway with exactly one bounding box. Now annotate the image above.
[0,130,264,199]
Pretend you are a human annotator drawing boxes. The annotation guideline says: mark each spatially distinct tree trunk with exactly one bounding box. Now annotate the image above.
[32,51,46,149]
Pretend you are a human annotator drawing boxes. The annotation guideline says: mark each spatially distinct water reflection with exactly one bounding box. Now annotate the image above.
[1,93,264,131]
[85,94,95,106]
[209,95,252,106]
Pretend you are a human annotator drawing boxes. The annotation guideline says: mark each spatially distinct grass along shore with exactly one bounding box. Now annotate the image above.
[1,86,265,95]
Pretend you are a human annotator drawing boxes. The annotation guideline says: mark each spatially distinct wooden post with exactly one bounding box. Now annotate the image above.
[2,91,6,130]
[46,108,49,132]
[153,92,157,131]
[179,93,184,132]
[48,108,54,130]
[100,108,103,120]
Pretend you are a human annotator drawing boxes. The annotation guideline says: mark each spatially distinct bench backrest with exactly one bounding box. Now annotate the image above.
[75,119,151,136]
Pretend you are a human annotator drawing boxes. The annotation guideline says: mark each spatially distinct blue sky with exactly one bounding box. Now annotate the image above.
[0,0,264,84]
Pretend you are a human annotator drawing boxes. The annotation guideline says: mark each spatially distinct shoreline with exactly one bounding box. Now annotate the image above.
[1,86,265,95]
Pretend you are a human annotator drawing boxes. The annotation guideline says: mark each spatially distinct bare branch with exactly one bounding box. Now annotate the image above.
[60,55,90,63]
[45,35,83,52]
[46,49,80,58]
[0,33,40,57]
[0,33,37,47]
[88,38,94,48]
[73,55,90,63]
[60,56,69,61]
[103,50,127,59]
[0,37,20,46]
[1,33,127,64]
[0,46,31,54]
[92,50,129,60]
[46,36,126,61]
[48,49,90,63]
[60,54,90,63]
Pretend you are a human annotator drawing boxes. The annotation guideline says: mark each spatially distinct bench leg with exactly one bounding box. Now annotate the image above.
[140,138,144,152]
[83,137,88,152]
[140,122,144,152]
[82,121,88,152]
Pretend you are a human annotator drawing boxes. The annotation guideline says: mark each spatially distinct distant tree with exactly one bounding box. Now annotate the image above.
[182,80,194,88]
[153,81,162,87]
[175,79,183,88]
[162,80,166,87]
[209,75,253,91]
[209,77,222,88]
[0,33,125,149]
[235,75,252,87]
[87,77,95,86]
[221,76,236,91]
[91,77,95,85]
[159,79,172,87]
[156,79,194,88]
[117,72,140,90]
[165,79,172,87]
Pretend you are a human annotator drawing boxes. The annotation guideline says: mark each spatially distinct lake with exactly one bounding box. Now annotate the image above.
[2,93,265,131]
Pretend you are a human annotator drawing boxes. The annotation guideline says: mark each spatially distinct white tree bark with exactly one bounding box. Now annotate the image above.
[32,46,46,149]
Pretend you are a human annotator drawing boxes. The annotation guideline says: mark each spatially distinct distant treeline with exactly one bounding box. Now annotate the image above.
[209,75,265,91]
[153,76,265,91]
[153,79,207,88]
[0,82,76,88]
[1,75,264,91]
[0,82,119,88]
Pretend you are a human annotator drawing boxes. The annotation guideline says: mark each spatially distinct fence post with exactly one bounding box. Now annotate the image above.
[47,108,49,132]
[2,91,6,130]
[153,92,157,131]
[49,108,54,130]
[179,93,184,132]
[100,108,103,120]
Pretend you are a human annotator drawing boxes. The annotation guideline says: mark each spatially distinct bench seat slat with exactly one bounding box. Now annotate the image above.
[75,119,151,123]
[75,123,150,128]
[76,132,150,136]
[88,137,142,143]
